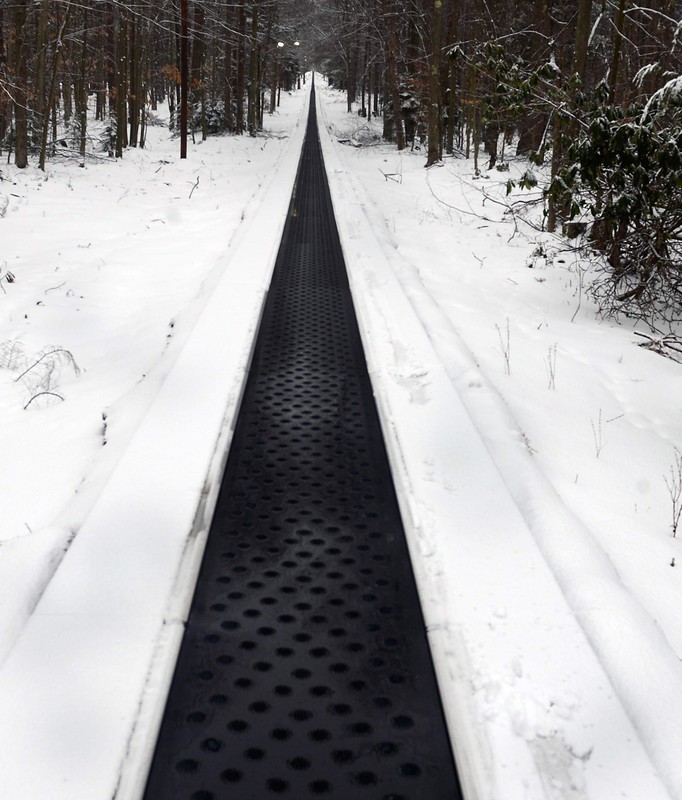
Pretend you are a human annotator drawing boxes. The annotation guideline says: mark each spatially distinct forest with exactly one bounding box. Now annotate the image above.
[1,0,682,322]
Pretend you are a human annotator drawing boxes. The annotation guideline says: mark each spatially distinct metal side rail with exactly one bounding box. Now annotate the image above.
[142,82,463,800]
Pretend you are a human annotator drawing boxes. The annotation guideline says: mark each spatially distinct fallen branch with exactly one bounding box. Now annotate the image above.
[634,330,682,360]
[379,168,402,184]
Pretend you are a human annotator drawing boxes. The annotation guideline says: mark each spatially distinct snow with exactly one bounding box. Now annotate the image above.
[1,75,681,799]
[317,84,682,799]
[640,73,682,120]
[0,86,310,798]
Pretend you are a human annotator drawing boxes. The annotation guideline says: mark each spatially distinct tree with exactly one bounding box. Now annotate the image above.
[12,0,28,168]
[425,0,443,166]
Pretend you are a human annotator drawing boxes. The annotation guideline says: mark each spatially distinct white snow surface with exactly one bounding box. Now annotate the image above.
[0,76,681,799]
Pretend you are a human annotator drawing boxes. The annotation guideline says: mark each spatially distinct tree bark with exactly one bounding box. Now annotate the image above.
[224,1,234,131]
[13,0,28,168]
[236,1,246,134]
[180,0,189,157]
[387,29,404,150]
[116,8,128,158]
[426,0,443,166]
[191,3,206,140]
[78,4,89,163]
[572,0,593,83]
[247,2,260,136]
[35,0,51,147]
[0,5,8,146]
[39,10,71,171]
[129,14,139,146]
[608,0,627,102]
[515,0,551,156]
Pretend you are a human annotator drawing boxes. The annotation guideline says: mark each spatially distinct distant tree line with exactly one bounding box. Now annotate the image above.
[1,1,681,321]
[0,0,304,167]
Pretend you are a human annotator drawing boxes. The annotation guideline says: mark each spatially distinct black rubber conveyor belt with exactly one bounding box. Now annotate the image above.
[142,81,463,800]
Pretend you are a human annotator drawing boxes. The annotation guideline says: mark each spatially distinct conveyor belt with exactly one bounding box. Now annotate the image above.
[142,81,463,800]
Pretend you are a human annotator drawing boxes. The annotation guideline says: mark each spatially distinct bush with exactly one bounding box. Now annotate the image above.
[552,79,682,323]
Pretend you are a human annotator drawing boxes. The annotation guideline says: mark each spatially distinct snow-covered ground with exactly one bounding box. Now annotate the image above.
[0,75,681,799]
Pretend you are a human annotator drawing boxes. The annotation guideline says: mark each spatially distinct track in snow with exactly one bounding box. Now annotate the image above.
[142,81,462,800]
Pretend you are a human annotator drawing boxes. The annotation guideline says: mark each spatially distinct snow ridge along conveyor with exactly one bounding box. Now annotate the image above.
[142,81,463,800]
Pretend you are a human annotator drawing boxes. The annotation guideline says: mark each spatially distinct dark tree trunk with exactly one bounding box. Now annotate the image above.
[247,2,259,135]
[608,0,627,102]
[426,0,443,166]
[116,8,128,157]
[13,0,28,168]
[236,1,246,134]
[180,0,189,157]
[0,6,8,146]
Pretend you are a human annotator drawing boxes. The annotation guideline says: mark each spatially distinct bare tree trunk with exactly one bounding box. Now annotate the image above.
[224,1,234,131]
[236,1,246,134]
[39,9,71,170]
[247,2,259,135]
[13,0,28,168]
[548,0,592,232]
[129,14,139,146]
[0,5,8,146]
[426,0,443,166]
[387,28,404,150]
[116,7,128,158]
[191,3,206,140]
[608,0,628,102]
[35,0,50,147]
[78,5,89,163]
[572,0,593,83]
[444,3,459,155]
[516,0,551,156]
[180,0,189,157]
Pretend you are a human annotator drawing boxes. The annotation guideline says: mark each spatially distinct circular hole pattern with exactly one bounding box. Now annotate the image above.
[201,737,222,752]
[176,759,199,774]
[288,756,310,770]
[331,749,354,764]
[266,777,290,793]
[355,771,378,786]
[221,768,243,783]
[308,728,331,742]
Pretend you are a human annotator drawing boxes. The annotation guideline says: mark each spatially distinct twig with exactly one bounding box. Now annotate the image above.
[379,168,402,184]
[24,391,64,410]
[571,265,585,323]
[425,169,496,223]
[495,318,511,375]
[546,344,557,389]
[591,409,604,458]
[189,176,200,199]
[634,331,682,359]
[14,348,80,382]
[665,448,682,537]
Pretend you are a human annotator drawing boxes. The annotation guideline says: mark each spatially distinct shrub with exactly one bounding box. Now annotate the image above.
[551,78,682,323]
